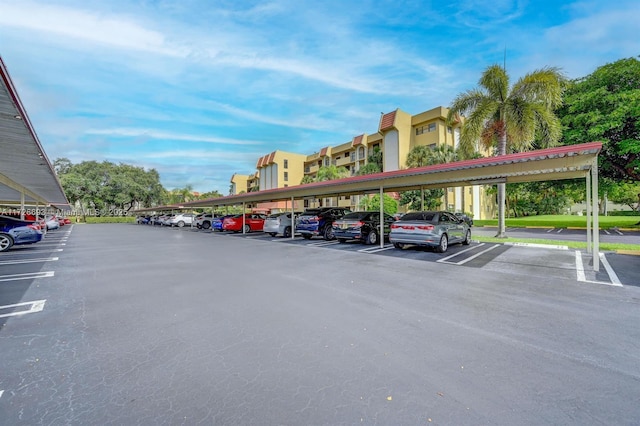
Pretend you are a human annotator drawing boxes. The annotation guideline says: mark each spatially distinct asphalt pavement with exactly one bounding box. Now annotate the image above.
[1,224,639,425]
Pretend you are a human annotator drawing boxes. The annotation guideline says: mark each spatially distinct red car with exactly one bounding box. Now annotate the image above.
[222,213,266,233]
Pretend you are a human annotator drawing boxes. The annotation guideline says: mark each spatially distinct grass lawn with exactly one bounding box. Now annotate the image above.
[474,214,640,229]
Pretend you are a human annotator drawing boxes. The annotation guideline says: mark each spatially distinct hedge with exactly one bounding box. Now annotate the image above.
[83,216,136,224]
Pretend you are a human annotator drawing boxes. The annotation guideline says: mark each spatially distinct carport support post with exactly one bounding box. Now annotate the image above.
[592,160,600,272]
[379,185,384,248]
[242,202,246,234]
[586,170,592,253]
[421,186,425,210]
[20,191,25,220]
[291,196,295,240]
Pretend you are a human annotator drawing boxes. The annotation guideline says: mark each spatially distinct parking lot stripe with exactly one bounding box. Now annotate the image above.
[504,242,569,250]
[599,253,622,286]
[575,251,586,281]
[438,243,486,262]
[0,299,47,319]
[307,241,340,247]
[357,244,395,253]
[614,229,623,235]
[0,257,59,265]
[0,271,55,282]
[556,229,563,233]
[0,390,3,399]
[438,244,500,265]
[546,229,554,233]
[0,248,63,255]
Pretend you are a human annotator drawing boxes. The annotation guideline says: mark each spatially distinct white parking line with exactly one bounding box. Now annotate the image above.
[0,299,46,319]
[599,252,622,285]
[604,230,611,235]
[614,229,623,235]
[0,248,63,255]
[438,244,500,265]
[504,242,569,250]
[438,243,486,262]
[575,251,622,287]
[546,229,554,233]
[0,390,3,399]
[0,271,55,282]
[556,229,563,233]
[0,257,59,266]
[307,241,340,247]
[358,244,395,253]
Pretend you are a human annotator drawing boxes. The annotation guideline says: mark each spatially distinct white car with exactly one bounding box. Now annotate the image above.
[169,213,195,227]
[264,212,299,238]
[195,213,214,229]
[44,214,60,230]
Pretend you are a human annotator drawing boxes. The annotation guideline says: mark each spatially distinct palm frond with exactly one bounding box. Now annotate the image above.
[479,65,509,102]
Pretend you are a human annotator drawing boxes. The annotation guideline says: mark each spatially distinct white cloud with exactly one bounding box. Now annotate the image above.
[85,128,263,146]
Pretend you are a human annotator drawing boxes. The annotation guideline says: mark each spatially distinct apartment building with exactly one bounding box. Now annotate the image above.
[230,105,494,219]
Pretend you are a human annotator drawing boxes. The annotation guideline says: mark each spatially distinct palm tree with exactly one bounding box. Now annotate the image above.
[447,64,565,237]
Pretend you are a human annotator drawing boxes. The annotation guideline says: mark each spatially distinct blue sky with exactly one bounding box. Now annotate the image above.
[1,0,638,194]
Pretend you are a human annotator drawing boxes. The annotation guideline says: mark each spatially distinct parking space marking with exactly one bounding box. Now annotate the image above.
[604,230,611,235]
[0,257,59,266]
[504,242,569,250]
[614,229,624,235]
[1,248,63,256]
[0,271,55,282]
[307,240,340,247]
[0,299,47,319]
[438,244,500,265]
[546,229,554,233]
[599,252,622,285]
[556,229,563,233]
[358,244,395,253]
[0,390,3,399]
[437,243,487,262]
[575,251,622,287]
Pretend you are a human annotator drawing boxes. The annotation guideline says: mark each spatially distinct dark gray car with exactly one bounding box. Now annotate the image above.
[389,211,471,252]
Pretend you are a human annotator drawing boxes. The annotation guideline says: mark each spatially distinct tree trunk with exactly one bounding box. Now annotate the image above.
[496,131,507,238]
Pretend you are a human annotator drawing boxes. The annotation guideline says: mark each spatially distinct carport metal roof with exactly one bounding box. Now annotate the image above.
[171,142,602,208]
[0,56,69,207]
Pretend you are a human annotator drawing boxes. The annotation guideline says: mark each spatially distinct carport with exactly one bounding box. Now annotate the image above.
[172,142,603,271]
[0,56,69,214]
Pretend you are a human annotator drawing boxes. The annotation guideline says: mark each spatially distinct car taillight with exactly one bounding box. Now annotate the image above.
[417,225,434,231]
[354,221,364,227]
[27,224,39,230]
[312,216,319,221]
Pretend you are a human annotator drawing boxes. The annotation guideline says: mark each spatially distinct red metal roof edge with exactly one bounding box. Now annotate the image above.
[319,147,328,157]
[268,151,276,164]
[181,142,602,207]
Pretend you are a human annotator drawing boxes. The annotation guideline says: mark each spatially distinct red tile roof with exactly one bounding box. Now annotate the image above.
[319,147,328,157]
[352,134,364,146]
[379,110,396,132]
[268,151,276,164]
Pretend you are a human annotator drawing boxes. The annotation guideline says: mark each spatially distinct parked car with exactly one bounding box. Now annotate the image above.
[195,213,214,229]
[332,211,396,245]
[160,214,175,226]
[264,212,300,238]
[136,215,150,224]
[295,207,351,240]
[0,215,44,252]
[454,212,474,226]
[212,215,235,232]
[43,214,60,230]
[169,213,195,227]
[389,211,471,253]
[222,213,266,233]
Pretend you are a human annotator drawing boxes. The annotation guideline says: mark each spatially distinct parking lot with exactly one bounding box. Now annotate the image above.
[1,223,640,425]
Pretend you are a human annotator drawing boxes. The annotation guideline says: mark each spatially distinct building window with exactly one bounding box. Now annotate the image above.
[304,166,310,173]
[284,172,288,182]
[284,159,288,169]
[317,160,322,167]
[350,152,356,161]
[345,153,350,159]
[324,157,330,167]
[447,126,453,134]
[416,123,436,135]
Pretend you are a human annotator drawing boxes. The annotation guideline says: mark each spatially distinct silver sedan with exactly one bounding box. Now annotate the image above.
[389,211,471,253]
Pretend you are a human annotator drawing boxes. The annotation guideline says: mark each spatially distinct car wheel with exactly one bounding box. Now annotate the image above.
[393,242,404,249]
[302,234,312,240]
[436,234,448,253]
[243,224,251,233]
[462,230,471,245]
[338,238,347,243]
[323,226,335,241]
[366,231,378,245]
[177,221,185,227]
[202,221,211,229]
[283,226,291,238]
[0,233,14,252]
[269,233,277,237]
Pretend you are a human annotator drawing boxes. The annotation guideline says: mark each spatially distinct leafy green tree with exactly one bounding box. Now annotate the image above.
[315,165,349,181]
[300,174,315,184]
[447,64,566,237]
[558,57,640,182]
[358,194,398,214]
[399,189,444,211]
[607,181,640,211]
